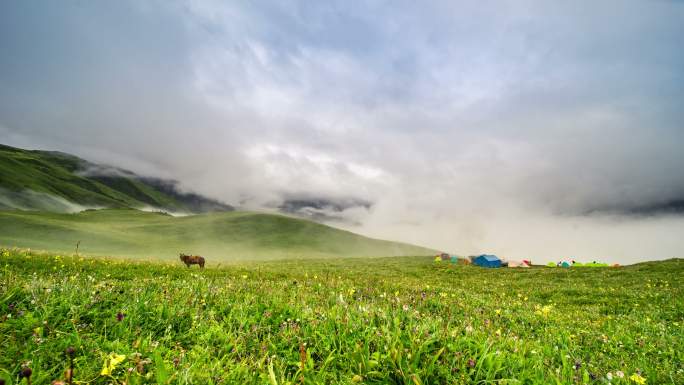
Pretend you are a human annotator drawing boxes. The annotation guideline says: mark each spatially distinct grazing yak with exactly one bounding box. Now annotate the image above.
[179,253,205,268]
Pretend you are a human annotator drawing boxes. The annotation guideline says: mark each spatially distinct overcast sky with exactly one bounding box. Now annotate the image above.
[2,1,683,263]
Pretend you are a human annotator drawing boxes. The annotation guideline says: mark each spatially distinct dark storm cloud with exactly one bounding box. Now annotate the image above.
[1,0,684,262]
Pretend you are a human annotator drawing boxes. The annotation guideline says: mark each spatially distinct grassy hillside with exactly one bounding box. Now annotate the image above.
[1,250,682,384]
[0,143,232,213]
[0,209,436,260]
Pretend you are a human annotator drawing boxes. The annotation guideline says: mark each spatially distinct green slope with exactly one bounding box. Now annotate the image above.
[0,208,437,260]
[0,143,232,213]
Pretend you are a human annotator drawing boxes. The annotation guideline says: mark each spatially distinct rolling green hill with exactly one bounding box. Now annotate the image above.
[0,208,437,260]
[0,143,232,213]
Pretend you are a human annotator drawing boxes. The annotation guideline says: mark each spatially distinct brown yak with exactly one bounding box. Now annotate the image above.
[179,253,205,268]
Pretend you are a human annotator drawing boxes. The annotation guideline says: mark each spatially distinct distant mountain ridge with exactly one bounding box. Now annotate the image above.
[0,143,233,213]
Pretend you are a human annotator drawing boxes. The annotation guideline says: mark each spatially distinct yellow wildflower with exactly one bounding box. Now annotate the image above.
[534,305,553,317]
[629,373,646,384]
[100,353,126,376]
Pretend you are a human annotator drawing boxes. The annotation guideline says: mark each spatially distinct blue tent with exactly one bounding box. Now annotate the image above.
[473,254,502,268]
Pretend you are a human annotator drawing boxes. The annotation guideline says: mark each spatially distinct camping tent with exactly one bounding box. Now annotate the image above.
[450,255,472,265]
[473,254,502,268]
[508,260,530,268]
[561,261,571,268]
[585,261,609,267]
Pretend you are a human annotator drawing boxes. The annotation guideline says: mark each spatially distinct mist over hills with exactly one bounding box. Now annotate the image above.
[0,143,233,214]
[0,143,437,259]
[0,207,437,260]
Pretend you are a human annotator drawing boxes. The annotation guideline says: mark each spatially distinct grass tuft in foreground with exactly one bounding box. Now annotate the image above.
[1,249,682,384]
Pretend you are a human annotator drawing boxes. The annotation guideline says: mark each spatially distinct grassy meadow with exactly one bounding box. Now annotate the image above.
[1,248,682,384]
[0,209,436,260]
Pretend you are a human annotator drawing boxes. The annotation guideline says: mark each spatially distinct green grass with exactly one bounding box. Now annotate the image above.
[0,249,682,384]
[0,209,436,260]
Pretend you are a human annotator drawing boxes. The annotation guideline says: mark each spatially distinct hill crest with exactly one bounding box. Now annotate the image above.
[0,143,233,213]
[0,208,437,260]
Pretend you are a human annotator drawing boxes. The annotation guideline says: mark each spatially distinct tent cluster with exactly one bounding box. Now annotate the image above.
[545,260,615,268]
[434,253,531,268]
[434,254,471,265]
[435,253,619,269]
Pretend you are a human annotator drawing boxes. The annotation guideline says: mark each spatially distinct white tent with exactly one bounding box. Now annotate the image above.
[507,260,530,268]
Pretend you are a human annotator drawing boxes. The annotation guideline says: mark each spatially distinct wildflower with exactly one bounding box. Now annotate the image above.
[616,371,625,378]
[64,346,76,383]
[100,353,126,376]
[467,358,476,368]
[535,304,553,317]
[606,372,613,381]
[116,312,125,322]
[19,366,32,382]
[629,373,646,384]
[573,360,581,370]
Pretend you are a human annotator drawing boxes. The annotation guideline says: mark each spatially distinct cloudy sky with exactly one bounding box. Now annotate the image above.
[2,1,683,263]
